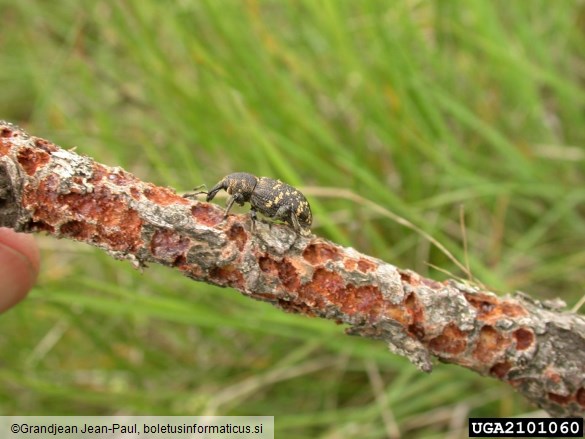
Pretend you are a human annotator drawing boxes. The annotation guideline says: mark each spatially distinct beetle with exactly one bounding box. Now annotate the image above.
[206,172,312,236]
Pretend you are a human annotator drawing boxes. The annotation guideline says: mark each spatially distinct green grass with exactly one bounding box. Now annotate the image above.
[1,0,584,437]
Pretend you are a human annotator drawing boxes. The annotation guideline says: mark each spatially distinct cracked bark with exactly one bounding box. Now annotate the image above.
[0,121,583,417]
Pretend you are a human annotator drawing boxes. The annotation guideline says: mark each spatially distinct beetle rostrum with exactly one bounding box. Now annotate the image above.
[206,172,312,236]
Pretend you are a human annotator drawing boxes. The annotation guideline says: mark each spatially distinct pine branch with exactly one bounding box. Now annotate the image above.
[0,121,583,417]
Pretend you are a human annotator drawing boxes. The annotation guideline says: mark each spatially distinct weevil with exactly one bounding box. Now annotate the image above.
[206,172,312,236]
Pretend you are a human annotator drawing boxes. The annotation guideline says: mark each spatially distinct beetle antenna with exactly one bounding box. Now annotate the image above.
[182,184,208,199]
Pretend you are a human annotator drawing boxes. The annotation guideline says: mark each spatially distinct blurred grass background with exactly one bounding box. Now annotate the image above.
[1,0,584,437]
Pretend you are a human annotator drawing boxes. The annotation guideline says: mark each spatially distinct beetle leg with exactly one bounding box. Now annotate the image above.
[289,211,302,234]
[274,205,301,234]
[250,207,258,232]
[232,192,246,206]
[223,196,235,218]
[223,192,246,218]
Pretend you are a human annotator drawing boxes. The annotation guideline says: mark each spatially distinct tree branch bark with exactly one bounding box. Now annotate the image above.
[0,121,583,417]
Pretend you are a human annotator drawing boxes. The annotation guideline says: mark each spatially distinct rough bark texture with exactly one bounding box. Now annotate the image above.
[0,121,583,417]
